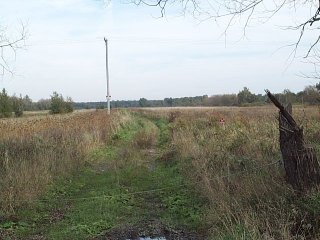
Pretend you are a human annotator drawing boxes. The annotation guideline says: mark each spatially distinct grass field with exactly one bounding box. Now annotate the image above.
[0,110,131,213]
[1,105,320,239]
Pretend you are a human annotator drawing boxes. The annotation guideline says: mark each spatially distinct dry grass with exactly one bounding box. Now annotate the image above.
[0,110,131,214]
[137,105,320,239]
[133,120,159,149]
[3,105,320,238]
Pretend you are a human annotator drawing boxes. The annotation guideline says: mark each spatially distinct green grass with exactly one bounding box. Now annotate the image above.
[154,117,171,148]
[3,113,206,239]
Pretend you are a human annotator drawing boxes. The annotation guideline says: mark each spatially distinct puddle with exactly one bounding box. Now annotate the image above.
[139,238,166,240]
[127,237,166,240]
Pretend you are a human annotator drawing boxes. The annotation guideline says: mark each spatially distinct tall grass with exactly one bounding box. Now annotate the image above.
[0,110,131,214]
[137,106,320,239]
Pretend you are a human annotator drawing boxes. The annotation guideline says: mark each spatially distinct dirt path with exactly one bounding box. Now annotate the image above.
[94,116,205,239]
[1,114,206,239]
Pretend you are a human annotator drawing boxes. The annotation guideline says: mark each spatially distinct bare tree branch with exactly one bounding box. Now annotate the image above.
[131,0,320,60]
[0,22,27,76]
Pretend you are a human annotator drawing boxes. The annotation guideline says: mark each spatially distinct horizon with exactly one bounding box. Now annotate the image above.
[2,85,314,103]
[1,0,318,102]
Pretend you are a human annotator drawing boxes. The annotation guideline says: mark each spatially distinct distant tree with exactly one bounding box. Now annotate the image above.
[282,89,297,104]
[36,99,51,110]
[22,95,33,111]
[164,97,173,107]
[237,87,256,105]
[11,95,24,117]
[302,85,319,105]
[50,92,74,114]
[255,94,266,103]
[202,95,208,103]
[0,88,12,118]
[65,97,74,113]
[138,98,148,107]
[50,92,64,114]
[96,105,105,110]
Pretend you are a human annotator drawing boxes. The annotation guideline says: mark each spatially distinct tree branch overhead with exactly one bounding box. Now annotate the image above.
[132,0,320,59]
[0,22,27,75]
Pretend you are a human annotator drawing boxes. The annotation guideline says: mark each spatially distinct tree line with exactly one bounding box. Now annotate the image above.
[0,89,73,118]
[0,83,319,118]
[76,83,320,109]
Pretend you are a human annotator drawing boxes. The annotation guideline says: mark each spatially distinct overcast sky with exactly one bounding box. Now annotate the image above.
[0,0,318,101]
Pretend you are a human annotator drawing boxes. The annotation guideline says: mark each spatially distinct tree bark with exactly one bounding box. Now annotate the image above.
[266,90,320,193]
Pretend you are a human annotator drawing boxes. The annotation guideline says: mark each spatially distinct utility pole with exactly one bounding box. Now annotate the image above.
[104,37,110,114]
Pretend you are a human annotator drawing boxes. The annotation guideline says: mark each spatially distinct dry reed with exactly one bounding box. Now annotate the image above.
[0,110,131,214]
[138,106,320,239]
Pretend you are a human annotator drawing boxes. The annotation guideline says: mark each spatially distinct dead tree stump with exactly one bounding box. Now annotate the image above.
[266,90,320,193]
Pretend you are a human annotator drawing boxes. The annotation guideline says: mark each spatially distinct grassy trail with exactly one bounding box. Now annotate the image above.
[3,113,205,239]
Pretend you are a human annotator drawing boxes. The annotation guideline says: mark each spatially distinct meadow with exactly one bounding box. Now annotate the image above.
[136,105,320,239]
[1,105,320,239]
[0,110,131,213]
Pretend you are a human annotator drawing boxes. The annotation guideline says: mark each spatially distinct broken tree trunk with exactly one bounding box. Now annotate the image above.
[266,90,320,193]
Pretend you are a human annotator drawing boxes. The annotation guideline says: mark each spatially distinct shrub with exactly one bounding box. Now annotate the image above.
[12,95,24,117]
[0,88,12,118]
[50,92,74,114]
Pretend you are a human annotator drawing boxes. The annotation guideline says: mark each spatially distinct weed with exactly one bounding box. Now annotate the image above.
[2,113,206,239]
[0,110,132,214]
[4,106,320,239]
[136,106,320,239]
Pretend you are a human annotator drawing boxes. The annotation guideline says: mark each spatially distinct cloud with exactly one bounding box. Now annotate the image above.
[0,0,316,101]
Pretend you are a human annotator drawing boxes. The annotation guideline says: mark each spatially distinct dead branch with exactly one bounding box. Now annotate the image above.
[266,89,320,193]
[132,0,320,60]
[0,22,27,75]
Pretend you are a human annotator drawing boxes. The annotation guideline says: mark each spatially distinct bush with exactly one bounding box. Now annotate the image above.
[0,88,13,118]
[65,97,74,113]
[12,95,24,117]
[50,92,74,114]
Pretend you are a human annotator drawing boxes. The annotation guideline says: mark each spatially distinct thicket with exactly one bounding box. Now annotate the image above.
[0,89,13,118]
[0,89,76,117]
[49,91,73,114]
[0,89,25,118]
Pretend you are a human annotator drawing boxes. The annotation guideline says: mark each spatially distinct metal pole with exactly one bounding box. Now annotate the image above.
[104,37,110,114]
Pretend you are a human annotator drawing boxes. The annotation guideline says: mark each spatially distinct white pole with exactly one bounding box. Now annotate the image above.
[104,37,110,114]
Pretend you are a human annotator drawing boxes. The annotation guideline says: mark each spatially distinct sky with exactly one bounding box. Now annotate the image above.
[0,0,318,102]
